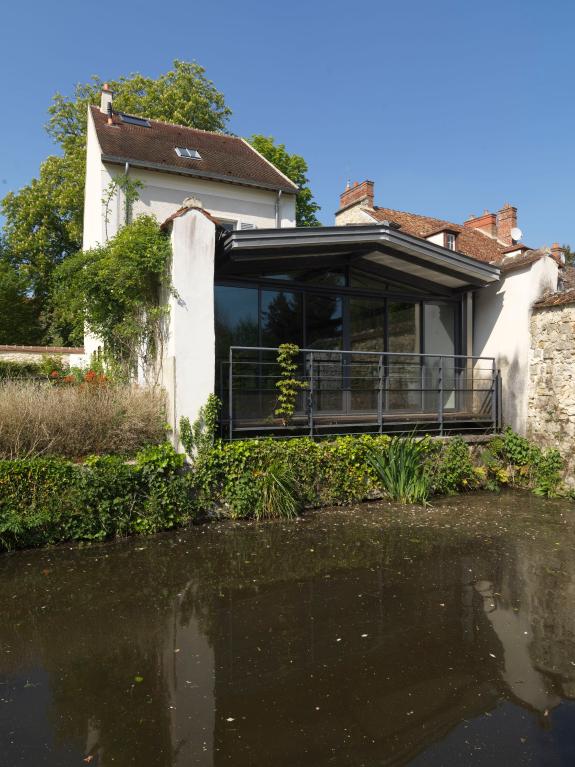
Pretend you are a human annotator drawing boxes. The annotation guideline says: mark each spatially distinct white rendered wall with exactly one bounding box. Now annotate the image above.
[106,166,296,235]
[474,256,558,434]
[161,209,216,449]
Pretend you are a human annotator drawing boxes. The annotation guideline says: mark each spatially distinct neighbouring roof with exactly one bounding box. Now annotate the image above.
[500,250,547,273]
[562,265,575,289]
[534,288,575,309]
[365,206,507,264]
[90,106,298,194]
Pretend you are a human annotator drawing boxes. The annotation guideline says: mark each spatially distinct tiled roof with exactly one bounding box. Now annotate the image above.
[366,206,506,264]
[562,265,575,289]
[534,288,575,308]
[90,106,298,193]
[500,250,546,273]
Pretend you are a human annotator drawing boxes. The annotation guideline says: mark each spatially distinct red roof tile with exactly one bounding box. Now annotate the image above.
[534,288,575,308]
[366,206,506,264]
[90,106,298,194]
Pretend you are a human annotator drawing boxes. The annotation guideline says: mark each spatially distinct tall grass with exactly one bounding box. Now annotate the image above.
[0,381,166,459]
[368,433,430,504]
[256,461,302,520]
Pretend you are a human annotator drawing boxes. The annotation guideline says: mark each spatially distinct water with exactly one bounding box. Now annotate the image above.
[1,492,575,766]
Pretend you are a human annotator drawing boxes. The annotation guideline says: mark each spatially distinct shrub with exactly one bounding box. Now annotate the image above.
[367,433,431,504]
[0,380,166,459]
[0,444,197,551]
[431,436,481,495]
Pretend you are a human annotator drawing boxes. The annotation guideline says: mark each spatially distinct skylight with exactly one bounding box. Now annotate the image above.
[175,147,202,160]
[119,113,151,128]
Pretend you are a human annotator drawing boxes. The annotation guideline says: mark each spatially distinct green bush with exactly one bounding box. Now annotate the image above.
[431,436,481,495]
[0,443,198,551]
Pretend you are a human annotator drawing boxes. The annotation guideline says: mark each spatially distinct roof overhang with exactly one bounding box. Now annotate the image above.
[219,224,500,291]
[101,154,298,195]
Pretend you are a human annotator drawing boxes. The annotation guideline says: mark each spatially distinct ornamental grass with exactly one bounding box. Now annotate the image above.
[0,380,166,459]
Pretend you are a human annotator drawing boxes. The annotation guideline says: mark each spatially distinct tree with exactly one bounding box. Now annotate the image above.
[248,135,321,227]
[1,61,232,343]
[0,240,42,344]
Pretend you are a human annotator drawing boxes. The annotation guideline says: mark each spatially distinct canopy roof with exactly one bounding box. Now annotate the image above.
[219,223,500,293]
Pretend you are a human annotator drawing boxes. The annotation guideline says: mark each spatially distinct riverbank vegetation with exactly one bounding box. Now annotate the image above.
[0,416,567,552]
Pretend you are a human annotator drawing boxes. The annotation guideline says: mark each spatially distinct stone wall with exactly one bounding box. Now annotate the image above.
[0,345,86,367]
[527,302,575,481]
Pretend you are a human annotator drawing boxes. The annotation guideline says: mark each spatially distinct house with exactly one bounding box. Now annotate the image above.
[335,180,564,435]
[82,85,562,442]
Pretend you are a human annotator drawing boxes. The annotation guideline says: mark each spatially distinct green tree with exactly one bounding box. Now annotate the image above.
[562,244,574,266]
[1,61,231,343]
[0,241,42,344]
[249,135,321,227]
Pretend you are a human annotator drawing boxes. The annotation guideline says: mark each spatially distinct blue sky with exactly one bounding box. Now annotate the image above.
[1,0,573,246]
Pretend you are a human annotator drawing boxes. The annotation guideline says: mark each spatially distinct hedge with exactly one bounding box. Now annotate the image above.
[0,443,198,552]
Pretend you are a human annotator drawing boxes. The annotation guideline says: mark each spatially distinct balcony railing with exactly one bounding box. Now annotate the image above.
[219,346,501,440]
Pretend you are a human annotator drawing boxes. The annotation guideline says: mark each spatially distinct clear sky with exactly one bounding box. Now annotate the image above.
[1,0,573,247]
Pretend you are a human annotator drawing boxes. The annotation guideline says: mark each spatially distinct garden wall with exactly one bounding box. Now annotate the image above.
[0,345,86,366]
[527,294,575,483]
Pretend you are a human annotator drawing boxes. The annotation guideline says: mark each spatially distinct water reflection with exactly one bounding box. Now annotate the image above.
[1,493,575,765]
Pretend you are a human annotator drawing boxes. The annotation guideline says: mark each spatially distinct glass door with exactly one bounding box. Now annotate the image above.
[349,297,386,412]
[305,293,343,412]
[423,302,456,411]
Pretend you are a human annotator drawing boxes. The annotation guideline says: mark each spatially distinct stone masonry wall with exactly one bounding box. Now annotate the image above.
[527,303,575,482]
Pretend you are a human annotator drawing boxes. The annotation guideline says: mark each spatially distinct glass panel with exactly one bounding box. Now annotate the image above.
[214,286,259,420]
[350,298,386,411]
[261,290,304,417]
[261,290,303,347]
[387,302,420,411]
[350,268,426,295]
[423,303,457,411]
[306,294,343,412]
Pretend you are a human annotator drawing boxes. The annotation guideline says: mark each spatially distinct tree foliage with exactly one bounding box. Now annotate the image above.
[0,248,42,345]
[562,244,574,266]
[1,61,231,343]
[249,135,321,227]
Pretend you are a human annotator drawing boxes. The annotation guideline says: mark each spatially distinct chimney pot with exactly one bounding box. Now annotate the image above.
[464,211,497,238]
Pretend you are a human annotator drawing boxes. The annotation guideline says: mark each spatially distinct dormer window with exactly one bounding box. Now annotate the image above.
[445,233,456,251]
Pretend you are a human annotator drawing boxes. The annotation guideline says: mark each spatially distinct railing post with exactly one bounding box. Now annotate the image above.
[438,356,444,437]
[308,352,314,437]
[491,360,497,433]
[377,353,383,433]
[228,348,233,441]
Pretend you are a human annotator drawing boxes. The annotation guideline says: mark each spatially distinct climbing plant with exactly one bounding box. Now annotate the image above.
[274,344,308,426]
[51,215,172,380]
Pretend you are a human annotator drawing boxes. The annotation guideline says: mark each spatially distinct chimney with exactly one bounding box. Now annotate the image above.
[550,242,565,265]
[339,180,374,211]
[100,83,113,114]
[464,210,497,238]
[496,202,518,246]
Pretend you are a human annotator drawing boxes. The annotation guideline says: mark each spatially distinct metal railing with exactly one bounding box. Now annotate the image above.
[220,346,501,440]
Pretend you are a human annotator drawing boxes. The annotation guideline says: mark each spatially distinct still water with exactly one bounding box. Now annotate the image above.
[1,492,575,766]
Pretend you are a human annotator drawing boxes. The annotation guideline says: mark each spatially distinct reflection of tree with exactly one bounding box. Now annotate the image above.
[261,292,302,346]
[306,294,342,348]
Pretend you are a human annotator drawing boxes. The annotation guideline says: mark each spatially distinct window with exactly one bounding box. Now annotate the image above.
[175,147,202,160]
[119,113,151,127]
[445,233,456,251]
[217,220,237,232]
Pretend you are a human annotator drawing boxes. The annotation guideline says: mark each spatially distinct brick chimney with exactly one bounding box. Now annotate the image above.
[339,180,374,211]
[464,210,497,238]
[550,243,565,265]
[496,203,518,245]
[100,83,114,114]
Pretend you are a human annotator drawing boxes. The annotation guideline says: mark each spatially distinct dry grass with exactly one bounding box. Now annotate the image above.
[0,381,167,459]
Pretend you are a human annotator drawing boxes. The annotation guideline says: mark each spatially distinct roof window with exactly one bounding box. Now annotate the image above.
[119,113,151,127]
[175,147,202,160]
